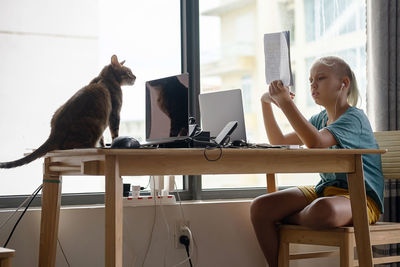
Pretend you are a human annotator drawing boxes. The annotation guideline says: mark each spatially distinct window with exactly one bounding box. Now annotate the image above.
[0,0,368,203]
[199,0,367,189]
[0,0,181,196]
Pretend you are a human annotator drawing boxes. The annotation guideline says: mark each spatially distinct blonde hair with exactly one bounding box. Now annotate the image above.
[315,56,359,107]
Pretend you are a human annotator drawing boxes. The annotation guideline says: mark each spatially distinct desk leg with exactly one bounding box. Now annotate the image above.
[38,158,62,267]
[266,173,277,193]
[105,155,123,267]
[1,258,13,267]
[347,154,373,267]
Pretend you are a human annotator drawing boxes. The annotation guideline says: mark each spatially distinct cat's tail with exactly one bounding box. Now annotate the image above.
[0,138,57,169]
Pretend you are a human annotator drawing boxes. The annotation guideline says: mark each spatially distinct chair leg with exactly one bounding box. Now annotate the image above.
[278,241,290,267]
[340,234,354,267]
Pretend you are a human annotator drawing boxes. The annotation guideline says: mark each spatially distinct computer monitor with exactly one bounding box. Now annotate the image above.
[199,89,247,142]
[145,73,189,144]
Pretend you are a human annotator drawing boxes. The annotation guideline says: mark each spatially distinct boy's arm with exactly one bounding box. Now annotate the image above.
[268,81,337,148]
[261,98,303,145]
[278,99,336,148]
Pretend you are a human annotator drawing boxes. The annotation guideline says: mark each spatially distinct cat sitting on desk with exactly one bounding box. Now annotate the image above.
[0,55,136,169]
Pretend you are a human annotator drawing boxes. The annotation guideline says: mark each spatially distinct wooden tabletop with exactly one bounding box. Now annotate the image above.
[44,147,386,177]
[45,147,386,158]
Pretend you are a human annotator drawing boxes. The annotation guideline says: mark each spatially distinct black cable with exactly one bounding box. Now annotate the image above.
[141,176,151,190]
[188,117,196,125]
[220,135,231,147]
[179,235,193,267]
[190,127,203,138]
[4,184,43,247]
[188,136,218,147]
[186,136,223,161]
[184,244,193,267]
[58,238,71,267]
[203,146,223,161]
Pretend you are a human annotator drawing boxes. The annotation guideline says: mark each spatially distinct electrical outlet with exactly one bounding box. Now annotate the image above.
[175,219,190,248]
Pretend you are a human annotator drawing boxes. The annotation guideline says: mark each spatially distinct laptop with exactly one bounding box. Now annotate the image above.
[144,73,189,145]
[199,89,247,143]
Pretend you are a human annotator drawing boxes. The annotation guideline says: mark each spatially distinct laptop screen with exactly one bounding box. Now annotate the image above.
[199,89,247,142]
[145,73,189,143]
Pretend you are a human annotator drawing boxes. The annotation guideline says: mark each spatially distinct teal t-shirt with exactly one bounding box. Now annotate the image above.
[309,107,384,213]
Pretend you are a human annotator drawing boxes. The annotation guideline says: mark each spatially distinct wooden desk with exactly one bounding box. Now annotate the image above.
[38,148,385,267]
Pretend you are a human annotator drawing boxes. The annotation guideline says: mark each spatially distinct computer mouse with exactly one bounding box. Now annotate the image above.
[110,136,140,149]
[232,139,247,147]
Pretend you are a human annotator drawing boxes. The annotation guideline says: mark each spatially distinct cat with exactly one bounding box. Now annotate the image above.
[0,54,136,169]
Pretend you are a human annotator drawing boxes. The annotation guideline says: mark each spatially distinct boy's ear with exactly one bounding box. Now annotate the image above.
[342,77,351,89]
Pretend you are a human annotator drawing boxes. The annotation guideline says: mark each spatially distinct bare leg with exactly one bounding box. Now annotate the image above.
[286,196,353,229]
[250,188,309,267]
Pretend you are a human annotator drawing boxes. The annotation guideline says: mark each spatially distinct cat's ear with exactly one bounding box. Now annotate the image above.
[120,60,125,65]
[111,55,121,67]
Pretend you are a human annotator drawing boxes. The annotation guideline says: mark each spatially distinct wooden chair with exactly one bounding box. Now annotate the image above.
[0,247,15,267]
[265,131,400,267]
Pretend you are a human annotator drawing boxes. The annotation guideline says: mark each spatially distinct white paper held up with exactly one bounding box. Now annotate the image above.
[263,31,293,86]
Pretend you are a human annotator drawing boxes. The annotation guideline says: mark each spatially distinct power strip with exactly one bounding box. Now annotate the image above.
[123,195,176,207]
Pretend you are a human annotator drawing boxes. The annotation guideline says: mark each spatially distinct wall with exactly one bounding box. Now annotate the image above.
[0,200,340,267]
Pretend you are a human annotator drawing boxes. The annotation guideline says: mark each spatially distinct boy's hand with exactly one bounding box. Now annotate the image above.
[269,80,294,106]
[261,92,281,107]
[261,92,273,104]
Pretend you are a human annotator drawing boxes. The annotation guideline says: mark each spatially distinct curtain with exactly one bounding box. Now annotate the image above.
[367,0,400,264]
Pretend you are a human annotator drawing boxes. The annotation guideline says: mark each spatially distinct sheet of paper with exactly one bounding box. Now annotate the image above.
[263,31,293,86]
